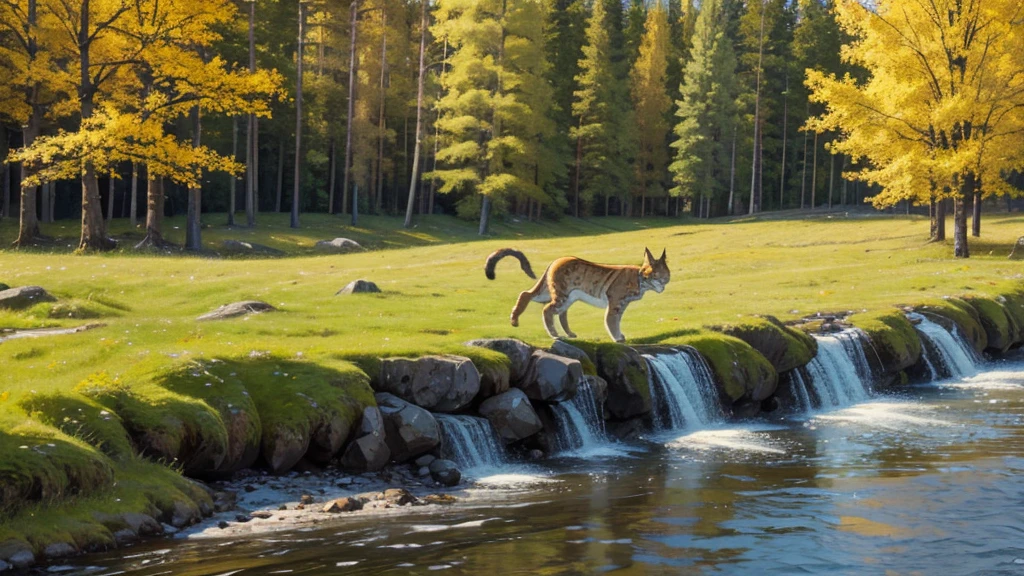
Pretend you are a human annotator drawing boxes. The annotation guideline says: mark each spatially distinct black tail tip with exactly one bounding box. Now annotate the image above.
[485,269,496,280]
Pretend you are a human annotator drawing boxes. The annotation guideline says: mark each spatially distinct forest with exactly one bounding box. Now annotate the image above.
[1,0,1022,257]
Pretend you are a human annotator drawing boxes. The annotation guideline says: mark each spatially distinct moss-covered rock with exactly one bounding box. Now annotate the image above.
[566,341,651,420]
[713,315,817,373]
[658,332,777,404]
[961,295,1018,353]
[19,393,134,461]
[848,309,921,381]
[913,297,987,353]
[997,293,1024,347]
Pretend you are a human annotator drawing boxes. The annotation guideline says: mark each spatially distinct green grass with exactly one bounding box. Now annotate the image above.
[3,208,1024,548]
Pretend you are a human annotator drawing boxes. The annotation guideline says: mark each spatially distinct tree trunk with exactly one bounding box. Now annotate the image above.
[929,196,937,239]
[291,3,305,229]
[935,197,946,241]
[748,0,765,216]
[779,73,788,210]
[15,111,41,246]
[811,131,818,208]
[186,106,203,251]
[130,164,138,227]
[827,153,834,209]
[106,175,114,222]
[404,0,429,229]
[953,174,974,258]
[375,10,387,216]
[727,124,736,215]
[77,1,112,251]
[276,137,284,213]
[479,195,491,235]
[40,182,50,224]
[840,155,848,205]
[800,101,809,209]
[972,191,981,237]
[135,172,166,248]
[246,1,257,227]
[574,123,582,218]
[328,137,337,214]
[228,117,237,225]
[343,0,359,223]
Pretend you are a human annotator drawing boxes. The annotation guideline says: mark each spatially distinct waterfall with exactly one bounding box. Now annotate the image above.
[804,330,873,409]
[908,312,979,380]
[435,415,505,470]
[789,368,814,413]
[552,379,607,453]
[642,348,723,430]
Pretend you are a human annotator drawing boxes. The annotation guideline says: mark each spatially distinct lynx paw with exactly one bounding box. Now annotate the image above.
[510,316,519,327]
[565,331,578,339]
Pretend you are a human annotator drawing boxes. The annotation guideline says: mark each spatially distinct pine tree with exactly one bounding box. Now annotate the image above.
[669,0,737,215]
[629,2,671,216]
[571,0,633,217]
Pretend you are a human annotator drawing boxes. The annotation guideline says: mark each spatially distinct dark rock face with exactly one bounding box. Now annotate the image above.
[594,345,651,420]
[0,286,55,310]
[520,350,581,402]
[336,280,381,295]
[428,459,461,487]
[478,388,543,444]
[220,240,285,256]
[340,407,391,472]
[197,300,276,321]
[375,393,441,462]
[377,356,480,413]
[466,338,534,385]
[549,340,595,373]
[323,497,363,513]
[315,238,364,253]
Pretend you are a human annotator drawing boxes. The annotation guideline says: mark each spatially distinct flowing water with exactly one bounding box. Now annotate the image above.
[802,329,874,409]
[910,312,980,380]
[54,329,1024,575]
[644,347,723,429]
[552,378,608,454]
[435,414,505,471]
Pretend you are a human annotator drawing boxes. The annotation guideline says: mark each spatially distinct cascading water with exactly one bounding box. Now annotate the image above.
[643,348,723,430]
[803,329,873,409]
[788,368,815,413]
[908,312,979,380]
[552,379,607,453]
[435,414,505,470]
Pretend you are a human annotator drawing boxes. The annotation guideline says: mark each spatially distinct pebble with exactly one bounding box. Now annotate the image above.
[217,521,229,529]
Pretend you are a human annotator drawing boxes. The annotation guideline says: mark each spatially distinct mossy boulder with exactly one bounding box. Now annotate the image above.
[659,332,777,404]
[848,309,921,382]
[19,393,134,461]
[465,339,531,391]
[913,297,987,353]
[566,341,650,420]
[997,293,1024,346]
[376,355,481,413]
[713,316,817,373]
[961,295,1020,353]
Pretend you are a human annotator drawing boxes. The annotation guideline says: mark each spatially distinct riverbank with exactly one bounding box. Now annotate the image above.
[2,211,1023,570]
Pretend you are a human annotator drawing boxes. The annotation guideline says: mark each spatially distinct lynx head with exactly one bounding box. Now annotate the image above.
[640,248,670,293]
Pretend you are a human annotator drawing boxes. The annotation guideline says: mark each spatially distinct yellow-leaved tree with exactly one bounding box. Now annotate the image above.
[806,0,1024,258]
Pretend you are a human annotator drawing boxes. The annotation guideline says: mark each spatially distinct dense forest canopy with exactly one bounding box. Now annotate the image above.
[1,0,1022,257]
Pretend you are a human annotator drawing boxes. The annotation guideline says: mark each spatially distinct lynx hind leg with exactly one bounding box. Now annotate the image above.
[604,302,626,343]
[558,310,578,339]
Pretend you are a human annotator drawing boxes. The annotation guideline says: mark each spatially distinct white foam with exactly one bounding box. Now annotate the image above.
[667,428,786,455]
[812,401,949,429]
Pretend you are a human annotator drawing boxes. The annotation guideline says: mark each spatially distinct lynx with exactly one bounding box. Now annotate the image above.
[484,247,670,342]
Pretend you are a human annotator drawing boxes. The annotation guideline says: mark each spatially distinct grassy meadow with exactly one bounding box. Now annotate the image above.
[1,208,1023,551]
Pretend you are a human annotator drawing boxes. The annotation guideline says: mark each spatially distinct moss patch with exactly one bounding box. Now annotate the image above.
[712,316,817,373]
[961,295,1016,353]
[565,341,651,420]
[658,331,777,403]
[848,309,921,378]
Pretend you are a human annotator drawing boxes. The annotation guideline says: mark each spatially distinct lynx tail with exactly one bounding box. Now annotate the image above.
[484,248,537,280]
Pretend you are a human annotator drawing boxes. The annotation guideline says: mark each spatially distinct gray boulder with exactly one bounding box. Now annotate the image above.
[428,459,461,487]
[43,542,76,559]
[220,240,285,256]
[0,540,34,569]
[0,286,55,310]
[477,389,543,444]
[316,238,364,253]
[340,407,391,472]
[377,355,480,413]
[375,393,441,462]
[550,340,593,369]
[197,300,276,321]
[336,280,381,295]
[519,350,581,402]
[466,338,534,385]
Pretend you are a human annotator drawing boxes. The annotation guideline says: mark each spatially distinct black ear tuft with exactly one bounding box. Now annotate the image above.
[659,248,666,261]
[644,247,654,261]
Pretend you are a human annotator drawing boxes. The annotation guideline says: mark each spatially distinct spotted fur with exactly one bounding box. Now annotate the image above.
[486,248,670,342]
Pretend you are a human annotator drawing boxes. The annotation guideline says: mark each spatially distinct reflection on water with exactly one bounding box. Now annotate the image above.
[60,363,1024,575]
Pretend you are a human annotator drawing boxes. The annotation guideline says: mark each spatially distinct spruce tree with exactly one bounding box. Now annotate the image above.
[629,3,672,216]
[669,0,737,215]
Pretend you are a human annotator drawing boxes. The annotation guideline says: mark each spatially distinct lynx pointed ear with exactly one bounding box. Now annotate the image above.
[643,247,654,262]
[659,248,667,262]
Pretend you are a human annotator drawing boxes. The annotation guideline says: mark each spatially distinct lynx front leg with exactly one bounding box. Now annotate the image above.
[542,301,563,339]
[604,301,627,343]
[558,310,578,339]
